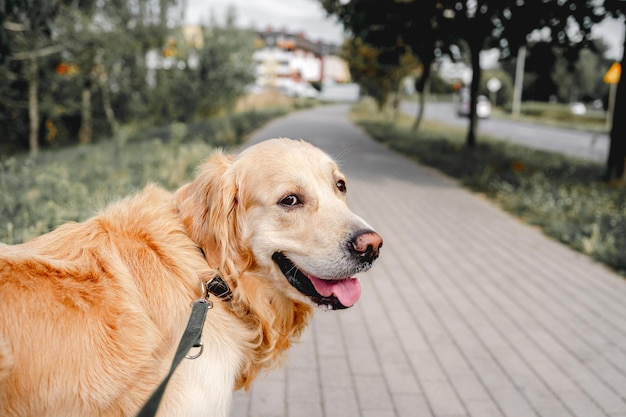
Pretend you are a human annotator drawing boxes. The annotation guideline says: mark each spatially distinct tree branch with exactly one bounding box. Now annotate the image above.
[10,44,64,61]
[3,21,31,31]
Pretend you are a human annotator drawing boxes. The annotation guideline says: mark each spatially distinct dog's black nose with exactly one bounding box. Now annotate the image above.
[350,231,383,263]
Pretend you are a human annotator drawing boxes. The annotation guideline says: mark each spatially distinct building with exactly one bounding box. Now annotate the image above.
[146,26,352,98]
[253,29,350,96]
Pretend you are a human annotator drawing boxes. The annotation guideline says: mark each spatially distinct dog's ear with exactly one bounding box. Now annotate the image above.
[176,151,248,277]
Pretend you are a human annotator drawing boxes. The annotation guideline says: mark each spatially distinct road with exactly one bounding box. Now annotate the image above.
[401,101,610,162]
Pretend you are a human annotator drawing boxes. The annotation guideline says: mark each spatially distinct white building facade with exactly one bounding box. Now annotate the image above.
[253,30,350,96]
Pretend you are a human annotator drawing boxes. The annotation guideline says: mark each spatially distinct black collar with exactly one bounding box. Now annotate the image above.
[206,275,232,302]
[198,247,233,302]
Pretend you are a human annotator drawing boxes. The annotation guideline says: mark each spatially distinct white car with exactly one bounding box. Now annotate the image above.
[457,94,492,119]
[279,82,319,99]
[569,102,586,115]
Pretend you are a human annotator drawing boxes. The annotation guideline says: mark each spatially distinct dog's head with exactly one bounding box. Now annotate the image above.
[176,138,382,310]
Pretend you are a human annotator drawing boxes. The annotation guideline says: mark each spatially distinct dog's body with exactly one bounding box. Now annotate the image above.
[0,138,382,417]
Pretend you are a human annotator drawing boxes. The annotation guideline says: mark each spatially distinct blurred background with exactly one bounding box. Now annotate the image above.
[1,0,624,156]
[1,1,625,273]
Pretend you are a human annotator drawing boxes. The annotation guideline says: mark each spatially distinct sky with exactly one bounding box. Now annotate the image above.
[185,0,624,59]
[592,17,625,60]
[184,0,345,45]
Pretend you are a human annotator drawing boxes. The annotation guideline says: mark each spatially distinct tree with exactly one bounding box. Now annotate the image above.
[193,14,256,118]
[553,45,610,103]
[341,37,417,113]
[436,1,499,147]
[1,1,63,155]
[54,0,179,144]
[509,39,611,103]
[437,0,606,146]
[322,0,510,145]
[603,0,626,181]
[322,0,607,148]
[148,8,256,122]
[55,3,99,144]
[519,42,559,102]
[321,0,438,131]
[604,24,626,181]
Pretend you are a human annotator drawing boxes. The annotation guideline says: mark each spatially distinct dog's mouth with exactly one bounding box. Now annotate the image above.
[272,252,361,310]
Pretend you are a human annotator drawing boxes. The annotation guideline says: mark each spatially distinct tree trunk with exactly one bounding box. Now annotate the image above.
[604,23,626,182]
[466,42,481,148]
[28,57,39,156]
[411,80,429,133]
[512,46,526,117]
[412,59,432,133]
[12,45,63,155]
[79,85,93,144]
[392,81,402,121]
[98,75,119,136]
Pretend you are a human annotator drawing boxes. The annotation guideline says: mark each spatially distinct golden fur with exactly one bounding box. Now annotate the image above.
[0,138,381,417]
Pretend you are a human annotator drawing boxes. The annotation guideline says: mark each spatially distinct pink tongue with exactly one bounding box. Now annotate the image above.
[307,275,361,307]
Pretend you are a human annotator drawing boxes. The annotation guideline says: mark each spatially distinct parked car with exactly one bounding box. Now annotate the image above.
[569,102,587,115]
[457,94,492,119]
[278,82,319,99]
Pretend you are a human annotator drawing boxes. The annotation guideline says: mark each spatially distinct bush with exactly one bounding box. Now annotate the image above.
[0,109,287,244]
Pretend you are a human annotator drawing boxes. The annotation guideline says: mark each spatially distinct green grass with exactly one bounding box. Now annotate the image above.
[352,98,626,276]
[509,101,607,133]
[0,108,288,244]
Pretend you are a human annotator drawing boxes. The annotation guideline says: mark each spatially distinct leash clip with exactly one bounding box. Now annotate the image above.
[184,274,230,361]
[185,343,204,360]
[184,298,212,360]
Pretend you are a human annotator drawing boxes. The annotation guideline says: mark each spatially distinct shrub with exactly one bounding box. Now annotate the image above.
[0,109,287,244]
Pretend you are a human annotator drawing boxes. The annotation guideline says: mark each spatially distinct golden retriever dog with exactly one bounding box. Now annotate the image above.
[0,138,382,417]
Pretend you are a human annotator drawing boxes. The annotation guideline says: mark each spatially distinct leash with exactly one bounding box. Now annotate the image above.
[135,276,232,417]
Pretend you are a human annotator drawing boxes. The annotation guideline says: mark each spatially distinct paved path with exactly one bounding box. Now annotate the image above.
[229,105,626,417]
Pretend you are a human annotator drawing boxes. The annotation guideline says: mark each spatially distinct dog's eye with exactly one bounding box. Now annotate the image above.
[279,195,301,207]
[336,179,347,193]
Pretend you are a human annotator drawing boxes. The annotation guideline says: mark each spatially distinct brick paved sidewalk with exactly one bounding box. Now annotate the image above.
[229,105,626,417]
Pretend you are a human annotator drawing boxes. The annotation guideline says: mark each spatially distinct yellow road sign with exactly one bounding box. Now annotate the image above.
[604,62,621,84]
